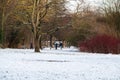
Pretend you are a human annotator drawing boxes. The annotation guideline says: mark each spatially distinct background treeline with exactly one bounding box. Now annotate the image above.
[0,0,120,53]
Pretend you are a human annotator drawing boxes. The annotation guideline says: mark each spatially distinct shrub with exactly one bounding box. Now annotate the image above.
[79,35,120,54]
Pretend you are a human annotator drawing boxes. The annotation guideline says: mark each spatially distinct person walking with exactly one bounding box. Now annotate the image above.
[54,42,58,50]
[59,42,63,49]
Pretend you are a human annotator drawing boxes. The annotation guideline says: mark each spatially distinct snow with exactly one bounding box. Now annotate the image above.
[0,47,120,80]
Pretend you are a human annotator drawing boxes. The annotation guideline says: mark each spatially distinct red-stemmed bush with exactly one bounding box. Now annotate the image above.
[79,35,120,54]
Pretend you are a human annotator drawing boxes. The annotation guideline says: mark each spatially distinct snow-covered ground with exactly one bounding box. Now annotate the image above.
[0,47,120,80]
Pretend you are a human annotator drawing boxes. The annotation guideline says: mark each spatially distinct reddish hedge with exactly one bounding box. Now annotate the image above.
[79,35,120,54]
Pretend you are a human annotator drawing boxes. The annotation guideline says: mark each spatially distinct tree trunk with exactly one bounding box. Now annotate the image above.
[50,35,53,48]
[1,11,4,47]
[34,35,40,52]
[39,36,42,49]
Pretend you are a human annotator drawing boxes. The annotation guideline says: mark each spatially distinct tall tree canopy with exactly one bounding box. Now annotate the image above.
[0,0,18,46]
[102,0,120,37]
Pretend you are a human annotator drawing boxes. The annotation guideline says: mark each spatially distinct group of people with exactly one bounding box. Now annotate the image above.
[29,41,63,50]
[54,41,63,50]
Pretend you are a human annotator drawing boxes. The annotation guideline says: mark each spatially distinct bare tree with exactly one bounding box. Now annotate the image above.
[0,0,18,47]
[31,0,52,52]
[102,0,120,38]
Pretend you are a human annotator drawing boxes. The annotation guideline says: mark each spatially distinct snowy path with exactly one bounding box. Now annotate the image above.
[0,47,120,80]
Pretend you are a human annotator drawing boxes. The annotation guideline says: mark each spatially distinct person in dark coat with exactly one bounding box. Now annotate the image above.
[55,42,58,50]
[59,42,63,49]
[55,43,58,50]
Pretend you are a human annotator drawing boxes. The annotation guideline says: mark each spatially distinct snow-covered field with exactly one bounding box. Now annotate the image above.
[0,47,120,80]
